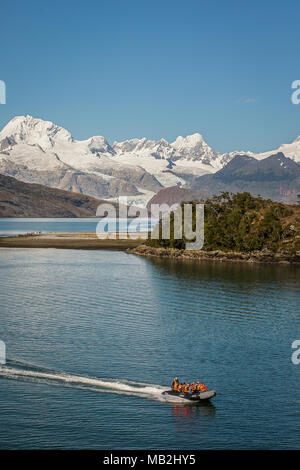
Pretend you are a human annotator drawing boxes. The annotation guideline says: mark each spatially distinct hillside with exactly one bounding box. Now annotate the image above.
[153,153,300,205]
[0,173,120,217]
[146,186,204,211]
[188,153,300,204]
[147,192,300,253]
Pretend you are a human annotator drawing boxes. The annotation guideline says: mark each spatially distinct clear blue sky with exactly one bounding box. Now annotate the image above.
[1,0,300,152]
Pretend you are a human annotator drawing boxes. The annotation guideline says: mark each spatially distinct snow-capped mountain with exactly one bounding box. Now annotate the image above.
[249,135,300,161]
[0,116,163,205]
[225,136,300,164]
[111,132,228,174]
[0,116,227,201]
[172,133,222,164]
[0,115,299,206]
[0,115,114,168]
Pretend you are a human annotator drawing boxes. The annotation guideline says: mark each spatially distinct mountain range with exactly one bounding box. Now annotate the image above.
[148,152,300,208]
[0,115,299,207]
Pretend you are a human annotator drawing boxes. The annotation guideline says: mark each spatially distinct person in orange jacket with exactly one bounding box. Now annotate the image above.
[172,377,179,391]
[197,382,207,392]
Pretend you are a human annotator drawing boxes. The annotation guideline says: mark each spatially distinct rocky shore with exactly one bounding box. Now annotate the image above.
[128,244,300,264]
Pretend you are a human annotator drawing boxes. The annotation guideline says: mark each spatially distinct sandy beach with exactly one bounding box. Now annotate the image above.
[0,232,148,250]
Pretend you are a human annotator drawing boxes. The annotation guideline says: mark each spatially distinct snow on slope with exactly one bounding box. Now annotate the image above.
[225,136,300,164]
[0,115,300,207]
[0,116,164,205]
[112,133,224,173]
[172,133,219,164]
[0,116,224,192]
[0,143,64,171]
[0,115,115,171]
[250,135,300,161]
[2,115,300,171]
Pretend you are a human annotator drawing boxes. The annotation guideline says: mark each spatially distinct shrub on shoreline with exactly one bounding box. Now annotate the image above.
[147,192,299,253]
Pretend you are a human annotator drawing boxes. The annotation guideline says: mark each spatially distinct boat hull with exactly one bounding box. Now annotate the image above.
[162,389,216,401]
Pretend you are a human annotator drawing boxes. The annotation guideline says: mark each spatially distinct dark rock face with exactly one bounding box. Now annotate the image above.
[148,153,300,207]
[189,153,300,204]
[215,153,300,182]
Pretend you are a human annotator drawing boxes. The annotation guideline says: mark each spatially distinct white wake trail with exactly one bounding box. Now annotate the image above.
[0,365,177,402]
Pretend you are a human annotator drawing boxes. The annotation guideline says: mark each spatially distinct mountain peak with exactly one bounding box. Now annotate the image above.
[87,135,114,155]
[171,133,205,148]
[0,115,73,151]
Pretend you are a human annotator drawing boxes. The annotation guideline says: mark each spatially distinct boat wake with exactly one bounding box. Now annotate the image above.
[0,359,189,404]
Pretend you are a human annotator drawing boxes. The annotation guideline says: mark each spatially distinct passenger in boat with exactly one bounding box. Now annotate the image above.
[196,382,207,392]
[172,380,208,394]
[172,377,179,391]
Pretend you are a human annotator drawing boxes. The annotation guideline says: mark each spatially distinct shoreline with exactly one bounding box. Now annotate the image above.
[1,235,299,264]
[127,245,300,265]
[0,232,148,250]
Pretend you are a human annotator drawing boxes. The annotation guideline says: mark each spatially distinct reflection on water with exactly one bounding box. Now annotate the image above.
[172,402,216,419]
[171,402,216,435]
[144,256,300,329]
[147,256,300,285]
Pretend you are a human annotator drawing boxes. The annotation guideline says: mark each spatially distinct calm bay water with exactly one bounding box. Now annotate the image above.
[0,218,153,236]
[0,247,299,449]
